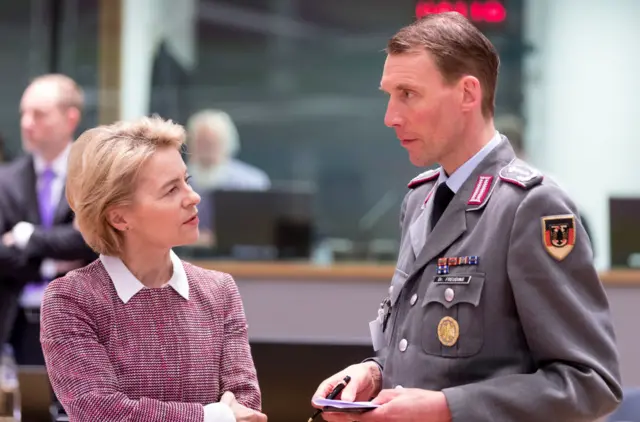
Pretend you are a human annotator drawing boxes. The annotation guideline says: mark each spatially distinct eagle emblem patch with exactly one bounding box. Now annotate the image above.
[542,214,576,261]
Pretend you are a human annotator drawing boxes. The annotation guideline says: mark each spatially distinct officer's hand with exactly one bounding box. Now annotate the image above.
[311,362,382,422]
[356,388,451,422]
[221,391,267,422]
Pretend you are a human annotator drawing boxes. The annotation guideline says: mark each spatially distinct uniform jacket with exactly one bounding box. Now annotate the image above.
[371,136,622,421]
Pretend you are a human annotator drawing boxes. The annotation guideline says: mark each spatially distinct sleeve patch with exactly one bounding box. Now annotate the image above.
[541,214,576,261]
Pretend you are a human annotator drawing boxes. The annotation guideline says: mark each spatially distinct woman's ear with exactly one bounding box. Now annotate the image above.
[106,207,130,232]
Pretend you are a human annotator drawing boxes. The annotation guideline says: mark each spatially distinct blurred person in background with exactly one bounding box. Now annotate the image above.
[495,114,596,257]
[186,109,270,246]
[0,74,95,368]
[0,195,42,348]
[41,116,265,422]
[0,132,12,163]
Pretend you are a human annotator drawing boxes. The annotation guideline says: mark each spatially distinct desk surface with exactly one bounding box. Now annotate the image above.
[190,260,640,286]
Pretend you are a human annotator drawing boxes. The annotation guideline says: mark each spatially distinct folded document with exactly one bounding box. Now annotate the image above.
[312,398,380,412]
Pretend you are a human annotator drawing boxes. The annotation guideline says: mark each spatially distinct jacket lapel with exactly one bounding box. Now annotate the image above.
[52,186,71,224]
[410,191,468,278]
[21,156,41,225]
[408,183,438,257]
[408,137,516,279]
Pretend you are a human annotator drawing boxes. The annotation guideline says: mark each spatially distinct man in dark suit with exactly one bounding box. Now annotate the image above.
[0,74,96,366]
[0,197,41,349]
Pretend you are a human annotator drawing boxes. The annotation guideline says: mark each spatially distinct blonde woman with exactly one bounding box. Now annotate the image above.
[40,116,266,422]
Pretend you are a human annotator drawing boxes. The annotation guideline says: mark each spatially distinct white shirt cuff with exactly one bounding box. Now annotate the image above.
[203,402,235,422]
[12,222,35,249]
[41,259,57,279]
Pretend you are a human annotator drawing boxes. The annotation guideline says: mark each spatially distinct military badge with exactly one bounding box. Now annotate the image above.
[467,175,493,205]
[437,316,459,347]
[435,255,479,274]
[437,265,449,275]
[542,214,576,261]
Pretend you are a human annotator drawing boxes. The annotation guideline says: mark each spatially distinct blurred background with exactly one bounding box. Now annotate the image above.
[1,0,640,421]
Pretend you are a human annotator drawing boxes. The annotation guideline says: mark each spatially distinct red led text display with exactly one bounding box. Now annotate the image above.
[415,1,507,23]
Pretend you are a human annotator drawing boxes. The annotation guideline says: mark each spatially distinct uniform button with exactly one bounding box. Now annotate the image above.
[399,338,408,352]
[410,293,418,306]
[444,287,455,302]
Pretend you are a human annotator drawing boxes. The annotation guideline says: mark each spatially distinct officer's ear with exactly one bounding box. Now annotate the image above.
[459,75,481,114]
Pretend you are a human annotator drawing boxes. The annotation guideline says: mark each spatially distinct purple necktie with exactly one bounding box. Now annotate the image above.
[38,167,56,228]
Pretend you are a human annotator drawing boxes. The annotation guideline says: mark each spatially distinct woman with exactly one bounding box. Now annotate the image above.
[40,116,266,422]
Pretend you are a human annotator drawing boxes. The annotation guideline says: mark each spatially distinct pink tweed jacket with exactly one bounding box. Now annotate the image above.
[40,258,261,421]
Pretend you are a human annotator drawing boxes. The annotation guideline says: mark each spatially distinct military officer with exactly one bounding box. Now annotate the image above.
[312,11,622,422]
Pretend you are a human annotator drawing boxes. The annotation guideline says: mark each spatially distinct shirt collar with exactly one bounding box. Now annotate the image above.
[33,142,72,178]
[100,250,189,304]
[437,131,502,193]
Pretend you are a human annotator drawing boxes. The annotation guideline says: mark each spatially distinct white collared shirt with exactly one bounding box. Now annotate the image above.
[100,250,189,304]
[100,249,234,422]
[438,131,503,193]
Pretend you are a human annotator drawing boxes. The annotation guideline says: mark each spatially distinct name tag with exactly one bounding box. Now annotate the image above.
[433,275,472,284]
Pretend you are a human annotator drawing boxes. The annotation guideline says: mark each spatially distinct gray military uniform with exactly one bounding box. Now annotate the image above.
[369,137,622,421]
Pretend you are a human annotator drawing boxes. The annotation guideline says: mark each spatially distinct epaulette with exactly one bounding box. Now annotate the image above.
[499,159,543,189]
[407,168,440,189]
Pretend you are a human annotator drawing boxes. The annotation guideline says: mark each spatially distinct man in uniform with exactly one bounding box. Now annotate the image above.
[312,12,622,421]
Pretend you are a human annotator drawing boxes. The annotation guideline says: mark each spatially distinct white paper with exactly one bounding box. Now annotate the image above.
[312,398,380,409]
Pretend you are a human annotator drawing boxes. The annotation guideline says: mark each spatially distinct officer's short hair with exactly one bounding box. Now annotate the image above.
[186,109,240,158]
[386,12,499,118]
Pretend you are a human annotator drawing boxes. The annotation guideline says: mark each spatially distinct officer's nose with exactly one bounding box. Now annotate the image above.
[384,101,403,128]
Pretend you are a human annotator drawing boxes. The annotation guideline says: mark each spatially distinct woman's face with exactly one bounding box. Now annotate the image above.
[117,147,201,250]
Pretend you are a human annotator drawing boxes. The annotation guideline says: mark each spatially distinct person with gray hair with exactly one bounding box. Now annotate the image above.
[186,109,270,191]
[185,109,270,245]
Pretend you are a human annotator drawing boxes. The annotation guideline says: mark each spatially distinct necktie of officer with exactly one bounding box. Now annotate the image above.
[430,182,455,230]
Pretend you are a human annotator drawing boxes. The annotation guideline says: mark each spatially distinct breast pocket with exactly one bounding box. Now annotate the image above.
[420,273,485,358]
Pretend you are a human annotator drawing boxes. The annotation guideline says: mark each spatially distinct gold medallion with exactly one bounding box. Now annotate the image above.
[437,316,459,347]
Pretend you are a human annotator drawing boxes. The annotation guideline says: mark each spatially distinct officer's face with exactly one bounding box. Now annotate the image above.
[380,51,465,167]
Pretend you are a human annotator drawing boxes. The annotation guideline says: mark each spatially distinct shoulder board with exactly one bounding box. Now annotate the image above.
[499,159,543,189]
[407,168,440,189]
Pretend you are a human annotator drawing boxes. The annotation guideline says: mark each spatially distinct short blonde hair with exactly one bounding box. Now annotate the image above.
[186,109,240,157]
[66,115,186,256]
[30,73,85,112]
